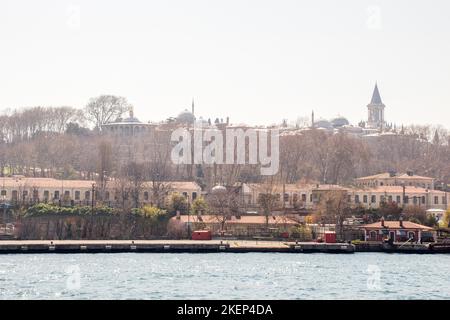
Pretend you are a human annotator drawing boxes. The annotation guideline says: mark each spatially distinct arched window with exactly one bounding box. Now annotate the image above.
[369,231,377,240]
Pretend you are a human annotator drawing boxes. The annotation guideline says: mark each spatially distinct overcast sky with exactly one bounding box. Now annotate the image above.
[0,0,449,126]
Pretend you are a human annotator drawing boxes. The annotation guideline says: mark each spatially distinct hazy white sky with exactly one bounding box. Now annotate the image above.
[1,0,449,126]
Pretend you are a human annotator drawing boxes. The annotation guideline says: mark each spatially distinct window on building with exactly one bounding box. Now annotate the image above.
[33,189,39,200]
[182,192,188,198]
[192,192,197,200]
[75,191,80,200]
[369,231,377,240]
[85,191,90,201]
[347,195,351,202]
[105,191,110,201]
[284,193,289,202]
[0,190,6,197]
[421,196,426,204]
[413,196,417,205]
[144,192,149,201]
[22,190,28,200]
[380,196,385,203]
[443,196,447,205]
[293,193,298,203]
[54,191,59,200]
[44,191,49,200]
[388,195,393,203]
[396,195,401,204]
[363,195,368,203]
[12,190,18,201]
[64,191,70,199]
[434,196,439,205]
[310,194,313,202]
[355,195,360,203]
[404,196,409,204]
[301,194,306,202]
[371,195,376,203]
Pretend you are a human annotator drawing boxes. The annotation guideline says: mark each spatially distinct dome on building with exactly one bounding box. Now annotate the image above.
[122,116,141,123]
[331,117,350,128]
[211,185,227,194]
[315,119,332,129]
[117,107,141,123]
[177,109,195,124]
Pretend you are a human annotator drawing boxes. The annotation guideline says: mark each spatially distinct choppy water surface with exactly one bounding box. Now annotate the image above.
[0,253,449,299]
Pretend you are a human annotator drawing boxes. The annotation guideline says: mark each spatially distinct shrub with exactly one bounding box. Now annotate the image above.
[132,206,168,222]
[168,193,188,214]
[191,197,208,215]
[25,204,116,218]
[290,225,312,241]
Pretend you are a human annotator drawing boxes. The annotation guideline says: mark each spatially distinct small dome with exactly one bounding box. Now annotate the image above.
[211,185,227,194]
[122,116,141,123]
[331,117,349,127]
[315,119,332,129]
[177,109,195,124]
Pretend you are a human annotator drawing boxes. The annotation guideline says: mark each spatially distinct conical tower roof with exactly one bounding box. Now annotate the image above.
[370,83,383,104]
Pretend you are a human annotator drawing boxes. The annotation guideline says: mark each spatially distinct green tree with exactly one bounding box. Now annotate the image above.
[439,209,450,228]
[191,197,208,215]
[168,193,188,214]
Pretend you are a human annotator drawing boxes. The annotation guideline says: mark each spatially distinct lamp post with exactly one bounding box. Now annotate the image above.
[402,183,406,209]
[91,183,96,214]
[1,195,6,225]
[187,194,191,239]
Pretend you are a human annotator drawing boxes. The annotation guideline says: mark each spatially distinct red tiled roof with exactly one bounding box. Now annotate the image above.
[356,172,433,181]
[360,220,433,230]
[0,177,201,191]
[173,215,298,225]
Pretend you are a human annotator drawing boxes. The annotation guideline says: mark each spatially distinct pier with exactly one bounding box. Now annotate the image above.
[0,240,355,254]
[1,240,449,254]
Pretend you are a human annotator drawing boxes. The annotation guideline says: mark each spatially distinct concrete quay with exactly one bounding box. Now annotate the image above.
[0,240,355,254]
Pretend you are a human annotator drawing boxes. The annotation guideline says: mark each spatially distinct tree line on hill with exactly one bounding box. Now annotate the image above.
[1,95,450,191]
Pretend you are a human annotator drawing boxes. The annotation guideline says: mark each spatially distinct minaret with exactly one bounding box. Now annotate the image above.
[191,98,195,116]
[311,110,315,128]
[367,83,385,129]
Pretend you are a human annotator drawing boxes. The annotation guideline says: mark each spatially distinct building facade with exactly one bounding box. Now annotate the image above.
[241,180,449,212]
[355,172,435,189]
[359,220,435,242]
[0,176,201,208]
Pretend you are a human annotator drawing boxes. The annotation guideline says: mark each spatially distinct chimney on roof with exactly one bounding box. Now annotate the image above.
[381,216,385,227]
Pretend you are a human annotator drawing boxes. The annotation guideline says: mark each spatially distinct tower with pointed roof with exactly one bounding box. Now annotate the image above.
[367,83,385,129]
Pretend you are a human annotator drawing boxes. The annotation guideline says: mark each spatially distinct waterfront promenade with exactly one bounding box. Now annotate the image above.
[1,239,447,254]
